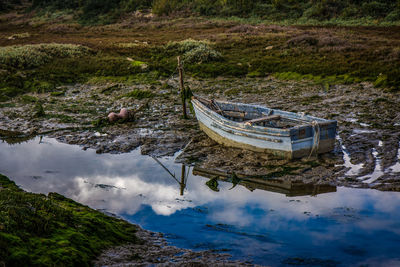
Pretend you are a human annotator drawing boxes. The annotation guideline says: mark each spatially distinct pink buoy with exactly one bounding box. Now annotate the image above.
[107,112,118,122]
[119,108,128,119]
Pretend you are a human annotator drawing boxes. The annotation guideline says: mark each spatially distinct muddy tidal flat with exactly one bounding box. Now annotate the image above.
[1,77,400,191]
[1,12,400,267]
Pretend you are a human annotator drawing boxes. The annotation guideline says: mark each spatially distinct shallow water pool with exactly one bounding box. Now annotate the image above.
[1,137,400,266]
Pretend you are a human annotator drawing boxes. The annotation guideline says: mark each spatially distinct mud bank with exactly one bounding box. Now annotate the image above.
[0,76,399,191]
[95,227,259,266]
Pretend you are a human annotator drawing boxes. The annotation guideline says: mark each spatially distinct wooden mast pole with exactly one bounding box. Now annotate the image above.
[177,56,187,119]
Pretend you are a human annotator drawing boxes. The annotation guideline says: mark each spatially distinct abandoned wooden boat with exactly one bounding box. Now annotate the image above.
[191,96,337,159]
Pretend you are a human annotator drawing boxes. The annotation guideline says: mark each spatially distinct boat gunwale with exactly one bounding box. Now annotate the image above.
[192,99,291,137]
[215,99,337,125]
[192,98,336,138]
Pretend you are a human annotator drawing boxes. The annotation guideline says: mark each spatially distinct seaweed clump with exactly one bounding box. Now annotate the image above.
[0,174,139,267]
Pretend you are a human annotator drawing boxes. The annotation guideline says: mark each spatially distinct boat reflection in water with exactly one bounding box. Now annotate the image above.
[153,156,336,197]
[192,166,336,197]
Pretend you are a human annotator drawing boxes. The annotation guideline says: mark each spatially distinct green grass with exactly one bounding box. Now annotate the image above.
[130,60,146,67]
[0,174,139,267]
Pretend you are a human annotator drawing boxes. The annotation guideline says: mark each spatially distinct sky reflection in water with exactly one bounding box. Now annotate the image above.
[1,137,400,266]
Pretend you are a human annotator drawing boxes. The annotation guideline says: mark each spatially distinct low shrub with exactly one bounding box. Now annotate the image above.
[152,0,181,16]
[0,44,91,69]
[385,8,400,22]
[165,39,222,64]
[361,1,391,18]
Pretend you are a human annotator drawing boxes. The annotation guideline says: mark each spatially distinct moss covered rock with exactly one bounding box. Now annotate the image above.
[0,174,139,267]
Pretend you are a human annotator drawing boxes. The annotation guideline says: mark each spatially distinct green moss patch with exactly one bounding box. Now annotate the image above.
[0,174,139,267]
[122,89,154,99]
[20,95,39,104]
[50,91,65,97]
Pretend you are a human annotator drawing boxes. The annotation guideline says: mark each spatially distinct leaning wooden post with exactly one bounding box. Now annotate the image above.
[177,56,187,119]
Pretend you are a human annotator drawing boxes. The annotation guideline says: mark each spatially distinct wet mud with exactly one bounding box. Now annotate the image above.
[94,226,259,266]
[1,77,400,191]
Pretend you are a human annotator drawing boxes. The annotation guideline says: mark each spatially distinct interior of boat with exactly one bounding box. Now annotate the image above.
[196,97,306,129]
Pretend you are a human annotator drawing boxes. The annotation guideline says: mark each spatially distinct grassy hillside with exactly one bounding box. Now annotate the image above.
[3,0,399,25]
[0,20,399,102]
[153,0,400,22]
[0,1,399,101]
[30,0,153,24]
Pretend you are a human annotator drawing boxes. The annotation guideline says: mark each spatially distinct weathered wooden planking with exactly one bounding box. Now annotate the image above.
[245,115,281,125]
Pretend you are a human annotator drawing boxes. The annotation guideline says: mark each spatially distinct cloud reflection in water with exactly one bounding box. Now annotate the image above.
[1,137,400,265]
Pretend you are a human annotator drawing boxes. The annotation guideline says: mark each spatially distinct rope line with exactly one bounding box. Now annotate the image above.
[308,120,320,159]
